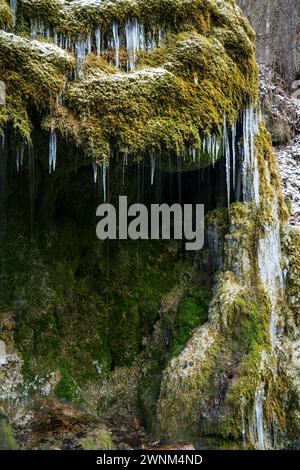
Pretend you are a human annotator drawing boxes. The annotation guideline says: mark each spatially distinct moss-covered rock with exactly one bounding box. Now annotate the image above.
[2,1,258,161]
[0,31,74,139]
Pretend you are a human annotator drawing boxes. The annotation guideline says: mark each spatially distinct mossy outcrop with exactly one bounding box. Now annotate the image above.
[1,0,258,162]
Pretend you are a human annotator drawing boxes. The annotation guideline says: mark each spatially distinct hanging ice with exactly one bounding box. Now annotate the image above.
[102,162,108,202]
[125,19,145,71]
[16,148,20,173]
[92,161,98,183]
[10,0,17,27]
[254,384,265,450]
[258,196,284,345]
[223,116,231,208]
[242,107,260,203]
[75,36,92,75]
[95,27,101,56]
[30,19,46,38]
[150,151,156,186]
[241,409,246,449]
[112,22,120,68]
[49,132,57,174]
[231,122,236,190]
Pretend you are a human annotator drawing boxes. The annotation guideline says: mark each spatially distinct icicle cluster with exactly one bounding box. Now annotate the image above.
[28,18,164,73]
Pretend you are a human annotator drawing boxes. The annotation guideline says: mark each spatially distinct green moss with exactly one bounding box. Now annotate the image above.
[55,371,79,401]
[0,1,12,29]
[0,414,19,450]
[168,285,210,358]
[78,427,115,450]
[0,31,74,139]
[138,269,211,433]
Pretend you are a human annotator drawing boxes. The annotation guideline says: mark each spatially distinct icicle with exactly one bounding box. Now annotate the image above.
[53,29,58,45]
[253,156,260,205]
[125,19,145,71]
[75,37,92,75]
[231,122,236,190]
[16,147,20,173]
[223,116,231,208]
[241,409,246,449]
[102,162,108,202]
[255,384,265,450]
[112,22,120,68]
[95,27,101,56]
[49,132,57,174]
[20,141,24,166]
[92,161,98,183]
[10,0,17,27]
[242,107,260,203]
[30,19,45,38]
[258,196,283,346]
[150,151,156,185]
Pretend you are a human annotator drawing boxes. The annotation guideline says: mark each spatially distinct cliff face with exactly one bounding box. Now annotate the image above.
[0,0,299,450]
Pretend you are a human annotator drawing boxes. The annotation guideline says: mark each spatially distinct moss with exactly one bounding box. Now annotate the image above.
[19,1,254,39]
[0,31,74,139]
[0,0,12,29]
[0,224,184,400]
[167,285,210,359]
[138,268,211,433]
[78,427,115,450]
[1,1,258,160]
[255,124,289,227]
[0,414,19,450]
[47,21,257,159]
[55,371,79,402]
